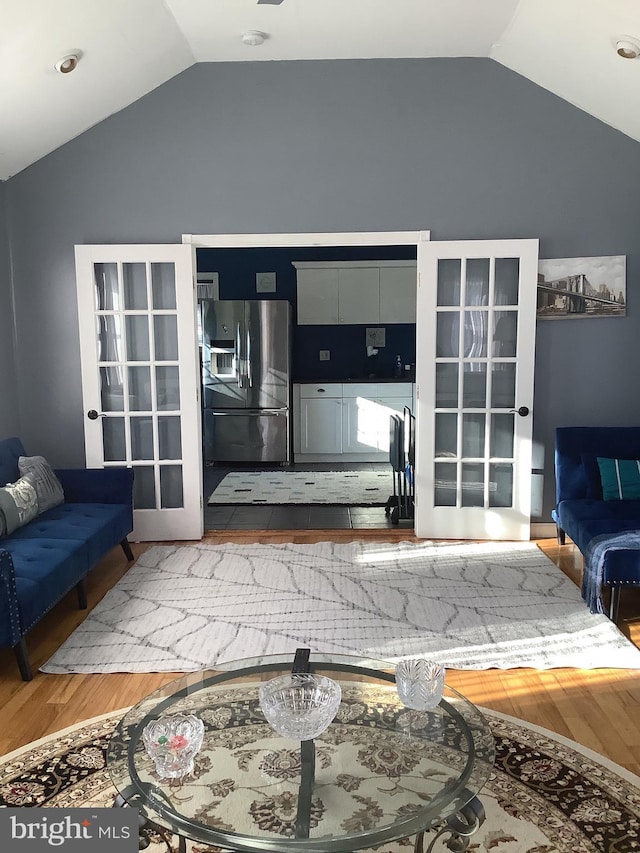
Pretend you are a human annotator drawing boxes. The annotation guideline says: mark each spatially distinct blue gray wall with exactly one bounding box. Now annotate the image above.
[3,58,640,518]
[0,182,19,438]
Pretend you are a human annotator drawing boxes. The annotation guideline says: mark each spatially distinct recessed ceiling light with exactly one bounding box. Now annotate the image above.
[54,53,81,74]
[242,30,268,47]
[616,37,640,59]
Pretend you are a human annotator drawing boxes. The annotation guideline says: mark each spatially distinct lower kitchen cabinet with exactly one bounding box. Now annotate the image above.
[293,382,413,461]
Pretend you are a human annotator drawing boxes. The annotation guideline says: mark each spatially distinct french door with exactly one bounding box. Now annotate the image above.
[414,238,539,540]
[75,244,202,541]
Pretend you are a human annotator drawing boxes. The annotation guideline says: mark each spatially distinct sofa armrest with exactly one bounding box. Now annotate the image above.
[54,467,134,506]
[0,549,22,647]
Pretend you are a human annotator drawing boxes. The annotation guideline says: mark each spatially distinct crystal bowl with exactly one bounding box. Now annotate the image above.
[142,713,205,779]
[258,673,342,741]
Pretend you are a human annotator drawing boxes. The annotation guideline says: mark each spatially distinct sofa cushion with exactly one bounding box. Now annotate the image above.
[556,498,640,554]
[597,457,640,501]
[0,474,39,536]
[18,455,65,513]
[0,437,25,488]
[7,502,132,567]
[0,538,89,639]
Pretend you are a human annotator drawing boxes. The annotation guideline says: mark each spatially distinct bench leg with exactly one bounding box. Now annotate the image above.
[14,638,33,682]
[556,524,566,546]
[121,538,134,562]
[609,586,621,624]
[76,578,88,610]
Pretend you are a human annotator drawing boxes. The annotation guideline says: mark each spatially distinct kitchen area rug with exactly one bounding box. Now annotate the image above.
[41,540,640,674]
[208,469,391,505]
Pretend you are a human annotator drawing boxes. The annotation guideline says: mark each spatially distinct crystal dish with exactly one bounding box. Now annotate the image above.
[258,673,342,740]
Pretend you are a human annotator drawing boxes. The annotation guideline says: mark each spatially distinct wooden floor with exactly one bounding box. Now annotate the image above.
[1,532,639,776]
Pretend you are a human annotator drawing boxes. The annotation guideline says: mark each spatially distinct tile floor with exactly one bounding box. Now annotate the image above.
[203,462,414,531]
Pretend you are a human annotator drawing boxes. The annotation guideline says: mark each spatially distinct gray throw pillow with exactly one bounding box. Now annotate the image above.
[0,473,39,536]
[18,455,65,513]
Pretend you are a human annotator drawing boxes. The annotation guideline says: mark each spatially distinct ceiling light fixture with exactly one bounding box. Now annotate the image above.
[615,37,640,59]
[54,53,81,74]
[242,30,267,47]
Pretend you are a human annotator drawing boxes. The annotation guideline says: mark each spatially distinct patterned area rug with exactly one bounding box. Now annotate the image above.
[1,706,639,852]
[40,540,640,673]
[207,470,392,505]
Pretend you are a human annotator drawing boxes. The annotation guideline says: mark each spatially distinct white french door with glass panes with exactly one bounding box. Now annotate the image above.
[75,244,202,541]
[414,238,539,540]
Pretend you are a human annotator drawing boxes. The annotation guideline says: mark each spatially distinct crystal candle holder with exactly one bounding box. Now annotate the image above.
[259,673,342,741]
[395,659,445,711]
[142,714,205,779]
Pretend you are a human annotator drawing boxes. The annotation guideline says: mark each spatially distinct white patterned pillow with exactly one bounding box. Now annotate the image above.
[18,455,65,513]
[0,473,39,537]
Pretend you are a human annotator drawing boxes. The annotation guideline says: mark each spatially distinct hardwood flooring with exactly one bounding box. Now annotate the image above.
[1,533,639,776]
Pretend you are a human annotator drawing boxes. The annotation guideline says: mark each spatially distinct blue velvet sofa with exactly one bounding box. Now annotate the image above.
[553,426,640,622]
[0,436,134,680]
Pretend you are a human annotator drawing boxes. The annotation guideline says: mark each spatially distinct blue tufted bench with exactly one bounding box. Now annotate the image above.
[553,426,640,623]
[0,436,134,680]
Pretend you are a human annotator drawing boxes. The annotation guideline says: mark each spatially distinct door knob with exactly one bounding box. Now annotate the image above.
[87,410,104,420]
[509,406,530,417]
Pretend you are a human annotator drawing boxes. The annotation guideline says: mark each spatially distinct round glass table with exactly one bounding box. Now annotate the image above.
[107,653,494,852]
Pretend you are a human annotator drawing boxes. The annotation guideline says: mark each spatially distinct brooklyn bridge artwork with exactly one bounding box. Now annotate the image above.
[537,255,626,319]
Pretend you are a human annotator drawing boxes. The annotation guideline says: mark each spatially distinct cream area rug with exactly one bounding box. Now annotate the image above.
[1,706,639,852]
[41,540,640,673]
[207,469,391,505]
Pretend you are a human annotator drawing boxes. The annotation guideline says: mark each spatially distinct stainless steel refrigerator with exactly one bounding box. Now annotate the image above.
[200,299,291,463]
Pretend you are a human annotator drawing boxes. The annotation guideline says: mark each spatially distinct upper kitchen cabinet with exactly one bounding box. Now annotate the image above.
[293,261,416,325]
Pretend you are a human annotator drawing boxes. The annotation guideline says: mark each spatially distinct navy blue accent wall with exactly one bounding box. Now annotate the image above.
[198,245,417,381]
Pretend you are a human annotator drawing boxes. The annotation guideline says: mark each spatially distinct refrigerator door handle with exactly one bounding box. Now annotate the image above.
[236,322,243,389]
[246,328,252,387]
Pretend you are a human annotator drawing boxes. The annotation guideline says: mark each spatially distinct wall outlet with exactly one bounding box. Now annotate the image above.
[319,350,330,361]
[366,327,386,347]
[256,272,277,293]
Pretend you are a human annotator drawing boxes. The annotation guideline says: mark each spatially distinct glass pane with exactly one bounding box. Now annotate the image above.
[463,364,486,407]
[123,263,148,310]
[436,313,459,357]
[160,465,183,508]
[435,461,457,506]
[102,417,126,462]
[493,311,517,358]
[435,363,458,408]
[97,315,122,362]
[495,258,519,305]
[490,413,515,458]
[130,416,154,460]
[151,263,177,309]
[437,259,461,306]
[156,366,180,411]
[489,463,513,507]
[435,413,457,458]
[126,315,150,361]
[133,466,156,510]
[462,414,485,458]
[465,258,489,306]
[463,311,488,358]
[154,315,179,361]
[100,366,125,412]
[94,263,119,311]
[461,462,484,507]
[128,366,152,411]
[158,416,182,458]
[491,363,516,409]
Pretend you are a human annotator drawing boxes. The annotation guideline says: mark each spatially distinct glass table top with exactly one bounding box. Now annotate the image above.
[107,653,494,852]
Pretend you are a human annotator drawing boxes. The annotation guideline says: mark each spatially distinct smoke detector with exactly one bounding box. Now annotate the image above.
[54,52,81,74]
[242,30,267,46]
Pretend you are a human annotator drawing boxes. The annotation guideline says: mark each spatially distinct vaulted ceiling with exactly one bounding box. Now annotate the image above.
[2,0,639,181]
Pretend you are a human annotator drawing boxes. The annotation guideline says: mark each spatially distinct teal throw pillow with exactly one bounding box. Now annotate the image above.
[596,457,640,501]
[18,455,65,513]
[0,473,39,536]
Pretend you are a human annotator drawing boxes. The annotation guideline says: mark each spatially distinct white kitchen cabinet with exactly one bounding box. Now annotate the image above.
[294,382,413,461]
[293,383,342,454]
[293,261,416,326]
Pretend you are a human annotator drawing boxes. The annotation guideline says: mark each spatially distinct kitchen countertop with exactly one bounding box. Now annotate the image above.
[294,376,415,383]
